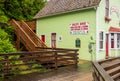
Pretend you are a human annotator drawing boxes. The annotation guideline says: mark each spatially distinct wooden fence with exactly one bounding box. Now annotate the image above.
[92,57,120,81]
[0,48,78,77]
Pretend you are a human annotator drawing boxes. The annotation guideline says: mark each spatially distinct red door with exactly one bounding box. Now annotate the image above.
[41,35,45,43]
[51,33,56,48]
[106,34,109,57]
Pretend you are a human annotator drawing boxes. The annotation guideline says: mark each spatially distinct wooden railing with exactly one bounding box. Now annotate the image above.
[9,19,47,51]
[10,19,37,51]
[0,49,78,77]
[20,20,47,48]
[92,57,120,81]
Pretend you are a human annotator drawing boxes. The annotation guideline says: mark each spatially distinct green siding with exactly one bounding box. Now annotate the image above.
[37,9,96,60]
[97,0,120,60]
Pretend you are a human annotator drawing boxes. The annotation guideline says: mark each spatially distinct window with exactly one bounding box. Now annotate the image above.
[111,33,114,48]
[105,0,109,18]
[117,33,120,48]
[105,0,111,21]
[75,38,81,48]
[110,33,120,49]
[99,31,104,50]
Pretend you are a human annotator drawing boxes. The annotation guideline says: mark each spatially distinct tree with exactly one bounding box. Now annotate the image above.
[0,0,46,53]
[2,0,46,21]
[0,0,46,51]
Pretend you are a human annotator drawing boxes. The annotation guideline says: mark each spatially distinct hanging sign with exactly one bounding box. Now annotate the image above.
[110,7,119,13]
[110,7,120,21]
[70,22,89,35]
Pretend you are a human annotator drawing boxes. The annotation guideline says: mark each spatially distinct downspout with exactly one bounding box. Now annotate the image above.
[96,7,99,60]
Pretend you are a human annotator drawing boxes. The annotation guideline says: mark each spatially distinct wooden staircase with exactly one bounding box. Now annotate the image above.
[92,57,120,81]
[10,19,47,51]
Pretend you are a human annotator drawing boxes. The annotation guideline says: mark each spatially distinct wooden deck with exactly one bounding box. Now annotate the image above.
[3,60,93,81]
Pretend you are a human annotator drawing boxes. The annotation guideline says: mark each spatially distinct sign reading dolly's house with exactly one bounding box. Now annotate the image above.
[70,22,89,35]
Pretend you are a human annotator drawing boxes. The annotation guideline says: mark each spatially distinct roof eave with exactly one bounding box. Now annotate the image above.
[34,5,99,19]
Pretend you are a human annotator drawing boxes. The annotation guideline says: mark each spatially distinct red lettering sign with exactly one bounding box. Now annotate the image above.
[70,22,89,34]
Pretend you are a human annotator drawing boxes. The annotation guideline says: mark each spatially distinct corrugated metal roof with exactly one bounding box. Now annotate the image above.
[34,0,101,19]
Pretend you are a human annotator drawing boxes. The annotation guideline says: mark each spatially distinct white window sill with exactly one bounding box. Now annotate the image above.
[110,48,120,50]
[99,49,105,51]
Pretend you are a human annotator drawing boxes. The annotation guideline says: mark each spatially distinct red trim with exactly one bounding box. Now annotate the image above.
[109,27,120,32]
[106,38,109,56]
[106,34,109,58]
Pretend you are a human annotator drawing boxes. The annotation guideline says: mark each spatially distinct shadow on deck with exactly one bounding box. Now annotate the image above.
[3,60,93,81]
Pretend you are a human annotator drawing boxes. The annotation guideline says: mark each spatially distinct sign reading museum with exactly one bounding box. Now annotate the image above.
[70,22,89,35]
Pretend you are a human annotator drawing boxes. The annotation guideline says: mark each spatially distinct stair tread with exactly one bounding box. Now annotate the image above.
[111,72,120,80]
[107,66,120,75]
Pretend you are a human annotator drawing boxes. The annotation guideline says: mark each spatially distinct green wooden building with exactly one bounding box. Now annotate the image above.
[34,0,120,61]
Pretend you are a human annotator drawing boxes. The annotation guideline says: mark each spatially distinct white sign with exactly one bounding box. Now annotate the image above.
[70,22,89,35]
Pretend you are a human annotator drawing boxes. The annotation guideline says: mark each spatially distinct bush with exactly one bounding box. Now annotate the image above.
[0,39,16,53]
[0,29,16,53]
[0,29,17,78]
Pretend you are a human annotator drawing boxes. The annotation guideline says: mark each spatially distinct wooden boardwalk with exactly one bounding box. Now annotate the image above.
[3,61,93,81]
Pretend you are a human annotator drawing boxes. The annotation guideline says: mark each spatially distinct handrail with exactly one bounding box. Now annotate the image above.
[10,19,37,51]
[21,20,47,48]
[36,47,79,51]
[92,62,114,81]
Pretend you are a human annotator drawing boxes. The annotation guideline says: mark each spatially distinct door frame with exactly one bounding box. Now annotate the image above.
[51,32,57,48]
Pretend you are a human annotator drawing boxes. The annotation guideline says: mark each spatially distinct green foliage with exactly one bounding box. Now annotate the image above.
[0,9,9,23]
[0,29,16,53]
[0,29,17,78]
[0,29,8,40]
[0,0,46,46]
[2,0,46,21]
[0,40,16,53]
[0,25,15,42]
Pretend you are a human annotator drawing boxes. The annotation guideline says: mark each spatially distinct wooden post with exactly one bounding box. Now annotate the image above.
[74,51,78,68]
[4,54,9,78]
[54,51,58,70]
[16,30,20,50]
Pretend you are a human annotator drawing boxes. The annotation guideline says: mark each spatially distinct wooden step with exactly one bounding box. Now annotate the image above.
[111,72,120,81]
[107,66,120,76]
[103,61,120,71]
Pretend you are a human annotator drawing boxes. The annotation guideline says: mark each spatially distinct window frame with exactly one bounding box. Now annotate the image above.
[99,30,105,51]
[117,33,120,49]
[110,33,120,49]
